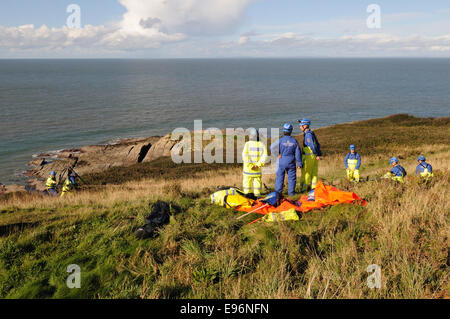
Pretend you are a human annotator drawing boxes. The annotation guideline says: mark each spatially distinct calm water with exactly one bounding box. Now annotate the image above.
[1,58,449,184]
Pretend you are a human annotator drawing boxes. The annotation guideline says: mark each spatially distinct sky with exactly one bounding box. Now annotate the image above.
[0,0,449,58]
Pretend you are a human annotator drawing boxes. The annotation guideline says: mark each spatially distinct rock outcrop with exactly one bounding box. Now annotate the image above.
[12,130,230,192]
[26,136,162,182]
[142,134,180,162]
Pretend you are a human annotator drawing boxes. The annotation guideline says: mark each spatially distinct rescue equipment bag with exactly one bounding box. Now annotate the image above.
[216,186,257,199]
[211,187,256,206]
[223,194,254,209]
[262,209,301,222]
[135,201,180,239]
[211,188,237,206]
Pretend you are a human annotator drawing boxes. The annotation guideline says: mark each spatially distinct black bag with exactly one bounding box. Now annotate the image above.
[135,201,177,239]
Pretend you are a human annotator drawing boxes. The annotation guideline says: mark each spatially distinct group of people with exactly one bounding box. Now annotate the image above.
[344,147,433,183]
[242,118,434,197]
[380,155,433,183]
[45,169,80,197]
[42,120,434,199]
[242,118,321,197]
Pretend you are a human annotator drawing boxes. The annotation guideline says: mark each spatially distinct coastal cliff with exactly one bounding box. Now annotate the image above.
[22,135,180,192]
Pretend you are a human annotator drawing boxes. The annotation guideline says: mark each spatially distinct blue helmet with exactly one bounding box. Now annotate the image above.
[390,157,399,164]
[298,118,311,126]
[417,155,426,162]
[350,145,356,150]
[283,123,293,133]
[50,171,56,176]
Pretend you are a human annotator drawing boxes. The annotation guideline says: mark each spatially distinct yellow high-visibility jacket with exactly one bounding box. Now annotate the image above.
[61,179,74,196]
[263,209,300,222]
[419,169,433,178]
[46,177,57,189]
[210,188,240,206]
[242,141,268,176]
[383,172,405,183]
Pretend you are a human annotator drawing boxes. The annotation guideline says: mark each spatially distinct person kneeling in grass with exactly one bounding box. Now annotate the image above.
[416,155,433,179]
[383,157,407,183]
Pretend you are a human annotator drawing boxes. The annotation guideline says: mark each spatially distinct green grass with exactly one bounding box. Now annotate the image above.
[0,114,449,299]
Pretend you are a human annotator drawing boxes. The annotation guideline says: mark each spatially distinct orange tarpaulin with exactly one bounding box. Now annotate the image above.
[297,180,367,211]
[236,181,367,222]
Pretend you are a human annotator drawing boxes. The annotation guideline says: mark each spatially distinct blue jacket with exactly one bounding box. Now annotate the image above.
[270,135,302,167]
[303,129,322,156]
[391,165,407,177]
[345,152,361,169]
[416,162,432,175]
[69,175,78,187]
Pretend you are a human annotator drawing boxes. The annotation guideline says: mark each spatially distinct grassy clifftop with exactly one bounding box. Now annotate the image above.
[0,114,449,299]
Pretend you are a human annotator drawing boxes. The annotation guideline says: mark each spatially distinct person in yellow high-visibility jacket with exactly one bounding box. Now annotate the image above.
[60,178,73,197]
[45,171,58,196]
[415,155,433,179]
[298,118,322,191]
[345,145,361,182]
[242,128,267,197]
[383,157,407,183]
[60,169,79,197]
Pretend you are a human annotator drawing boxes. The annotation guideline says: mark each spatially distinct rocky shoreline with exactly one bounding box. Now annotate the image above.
[1,134,182,194]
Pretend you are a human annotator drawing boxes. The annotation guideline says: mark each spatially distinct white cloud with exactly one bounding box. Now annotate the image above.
[0,23,185,51]
[430,46,450,52]
[118,0,254,36]
[226,32,450,57]
[0,0,254,53]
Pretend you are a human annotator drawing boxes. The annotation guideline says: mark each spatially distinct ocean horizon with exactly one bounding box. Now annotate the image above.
[1,58,450,184]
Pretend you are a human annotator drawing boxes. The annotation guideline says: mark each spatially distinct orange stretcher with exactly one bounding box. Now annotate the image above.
[236,181,367,224]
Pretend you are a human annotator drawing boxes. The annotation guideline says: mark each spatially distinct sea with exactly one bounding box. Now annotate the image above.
[1,58,449,184]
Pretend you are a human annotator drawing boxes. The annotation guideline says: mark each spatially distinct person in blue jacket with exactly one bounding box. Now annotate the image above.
[344,145,361,182]
[68,169,79,187]
[298,118,322,191]
[383,157,407,183]
[270,123,303,196]
[416,155,433,178]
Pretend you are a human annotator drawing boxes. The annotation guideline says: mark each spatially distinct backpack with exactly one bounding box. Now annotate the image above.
[136,201,179,239]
